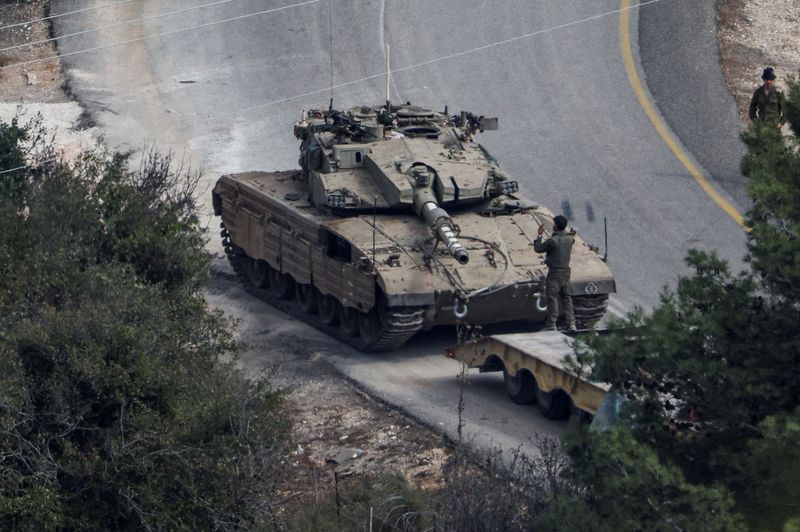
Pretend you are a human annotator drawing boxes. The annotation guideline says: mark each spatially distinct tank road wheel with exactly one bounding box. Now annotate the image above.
[243,257,269,288]
[318,294,340,325]
[339,306,360,337]
[267,266,295,299]
[535,386,571,420]
[295,284,318,314]
[357,306,383,345]
[503,369,537,405]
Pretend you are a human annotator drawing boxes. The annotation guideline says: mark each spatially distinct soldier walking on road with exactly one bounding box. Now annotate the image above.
[534,215,576,332]
[749,67,785,127]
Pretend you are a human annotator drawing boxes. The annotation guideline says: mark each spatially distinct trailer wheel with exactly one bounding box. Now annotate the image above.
[535,387,571,420]
[503,369,536,405]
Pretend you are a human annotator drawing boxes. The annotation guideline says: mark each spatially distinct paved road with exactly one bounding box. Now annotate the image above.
[54,0,748,454]
[639,0,750,208]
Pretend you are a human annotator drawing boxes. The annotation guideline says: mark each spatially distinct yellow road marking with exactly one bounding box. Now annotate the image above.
[619,0,747,228]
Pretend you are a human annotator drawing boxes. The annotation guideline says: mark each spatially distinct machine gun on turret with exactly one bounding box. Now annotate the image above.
[454,111,498,141]
[327,109,383,141]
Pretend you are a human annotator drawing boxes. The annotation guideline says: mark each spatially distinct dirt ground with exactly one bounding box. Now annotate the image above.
[0,0,96,157]
[717,0,800,118]
[0,0,65,102]
[203,266,452,510]
[1,0,797,516]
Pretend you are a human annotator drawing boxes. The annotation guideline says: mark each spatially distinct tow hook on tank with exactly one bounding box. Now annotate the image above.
[534,292,547,312]
[454,298,469,319]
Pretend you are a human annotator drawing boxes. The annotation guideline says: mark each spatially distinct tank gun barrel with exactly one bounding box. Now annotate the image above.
[419,202,469,265]
[409,164,469,264]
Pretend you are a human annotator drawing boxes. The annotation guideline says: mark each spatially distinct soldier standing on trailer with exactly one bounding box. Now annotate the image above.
[534,215,577,332]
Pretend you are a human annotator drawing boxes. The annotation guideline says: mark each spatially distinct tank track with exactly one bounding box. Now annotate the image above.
[572,294,610,328]
[221,226,423,352]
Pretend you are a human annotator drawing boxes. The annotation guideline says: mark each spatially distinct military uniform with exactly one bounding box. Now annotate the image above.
[749,85,784,124]
[534,229,575,330]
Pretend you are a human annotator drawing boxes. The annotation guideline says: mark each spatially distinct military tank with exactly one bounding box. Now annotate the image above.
[212,102,615,352]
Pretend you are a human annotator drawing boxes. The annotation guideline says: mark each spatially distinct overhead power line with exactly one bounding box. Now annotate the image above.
[0,163,32,175]
[1,1,664,177]
[0,0,321,71]
[0,158,59,175]
[0,0,138,32]
[1,0,663,140]
[0,0,241,54]
[238,0,663,114]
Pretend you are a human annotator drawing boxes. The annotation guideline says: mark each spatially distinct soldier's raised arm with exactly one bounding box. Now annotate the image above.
[533,224,553,253]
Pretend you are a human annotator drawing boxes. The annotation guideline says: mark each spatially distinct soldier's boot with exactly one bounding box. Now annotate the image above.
[543,322,558,331]
[568,323,578,333]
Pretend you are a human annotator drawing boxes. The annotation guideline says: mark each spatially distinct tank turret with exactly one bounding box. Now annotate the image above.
[293,104,518,264]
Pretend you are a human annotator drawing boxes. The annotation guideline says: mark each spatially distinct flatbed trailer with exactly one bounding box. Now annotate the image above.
[446,331,610,420]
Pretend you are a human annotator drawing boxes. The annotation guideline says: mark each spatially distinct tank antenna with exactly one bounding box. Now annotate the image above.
[603,216,609,262]
[385,45,391,113]
[328,0,334,107]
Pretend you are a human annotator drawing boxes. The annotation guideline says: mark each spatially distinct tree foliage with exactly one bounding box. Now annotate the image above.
[736,406,800,529]
[578,250,799,485]
[0,117,287,529]
[430,435,741,532]
[741,115,800,301]
[539,428,744,532]
[0,116,30,202]
[572,79,800,529]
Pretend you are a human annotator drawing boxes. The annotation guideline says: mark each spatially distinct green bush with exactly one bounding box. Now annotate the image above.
[0,119,288,529]
[539,428,744,532]
[0,116,30,202]
[573,78,800,529]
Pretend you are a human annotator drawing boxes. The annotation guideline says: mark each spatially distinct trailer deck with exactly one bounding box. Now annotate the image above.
[446,331,610,420]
